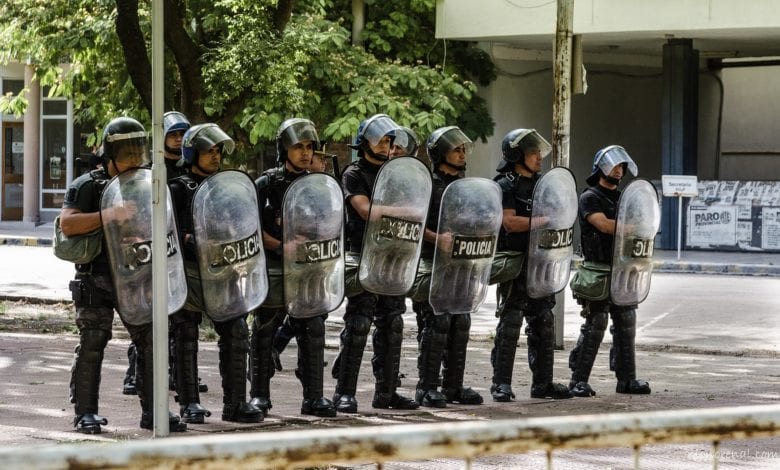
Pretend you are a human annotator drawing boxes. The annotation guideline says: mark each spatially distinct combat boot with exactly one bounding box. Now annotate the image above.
[442,387,484,405]
[74,413,108,435]
[569,381,597,397]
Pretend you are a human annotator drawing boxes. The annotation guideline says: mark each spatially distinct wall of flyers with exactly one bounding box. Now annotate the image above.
[686,180,780,252]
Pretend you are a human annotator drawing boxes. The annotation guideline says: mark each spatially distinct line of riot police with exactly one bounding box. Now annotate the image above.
[60,112,659,434]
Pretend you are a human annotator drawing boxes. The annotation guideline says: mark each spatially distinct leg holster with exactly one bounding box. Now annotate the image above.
[491,281,523,386]
[249,308,283,401]
[416,305,449,391]
[568,301,609,384]
[442,313,470,391]
[525,298,556,388]
[296,315,326,400]
[215,316,251,406]
[334,294,375,396]
[170,310,202,406]
[610,307,638,382]
[72,328,110,416]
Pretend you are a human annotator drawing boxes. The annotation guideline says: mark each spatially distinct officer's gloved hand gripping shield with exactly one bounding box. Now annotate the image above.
[100,168,187,325]
[282,173,345,318]
[610,179,661,306]
[526,167,578,298]
[429,178,502,315]
[192,170,268,321]
[359,156,432,295]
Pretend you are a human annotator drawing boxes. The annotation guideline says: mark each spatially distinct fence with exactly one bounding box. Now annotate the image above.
[2,404,779,469]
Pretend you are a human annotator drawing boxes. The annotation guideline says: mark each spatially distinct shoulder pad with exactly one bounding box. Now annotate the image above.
[170,174,198,191]
[494,173,515,191]
[255,173,272,190]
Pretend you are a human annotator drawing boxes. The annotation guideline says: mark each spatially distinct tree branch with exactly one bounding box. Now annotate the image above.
[273,0,295,34]
[163,0,205,122]
[115,0,152,113]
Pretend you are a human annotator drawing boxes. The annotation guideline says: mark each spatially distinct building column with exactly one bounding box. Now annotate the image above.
[23,63,41,226]
[660,39,698,249]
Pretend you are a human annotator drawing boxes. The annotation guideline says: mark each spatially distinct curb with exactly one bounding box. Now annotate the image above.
[0,236,52,247]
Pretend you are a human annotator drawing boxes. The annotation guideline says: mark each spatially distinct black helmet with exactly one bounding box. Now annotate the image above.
[586,145,638,186]
[426,126,473,165]
[181,123,235,166]
[496,128,551,173]
[276,118,320,165]
[350,114,400,160]
[389,126,420,157]
[101,117,149,170]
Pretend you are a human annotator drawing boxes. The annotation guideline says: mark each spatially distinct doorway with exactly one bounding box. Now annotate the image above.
[2,122,24,221]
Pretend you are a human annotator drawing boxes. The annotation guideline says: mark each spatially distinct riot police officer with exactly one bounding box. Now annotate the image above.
[389,126,420,158]
[168,123,263,423]
[62,117,186,433]
[123,110,195,396]
[332,114,419,413]
[414,126,484,408]
[568,145,651,397]
[490,128,573,402]
[249,118,337,418]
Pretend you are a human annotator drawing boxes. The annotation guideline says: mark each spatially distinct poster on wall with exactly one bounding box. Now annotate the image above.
[687,205,737,248]
[761,207,780,250]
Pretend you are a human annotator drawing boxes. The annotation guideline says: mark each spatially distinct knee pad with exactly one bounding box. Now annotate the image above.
[498,308,523,332]
[450,314,471,332]
[346,314,372,337]
[304,316,325,338]
[80,329,110,352]
[430,314,451,335]
[226,317,250,342]
[346,292,378,315]
[611,307,637,327]
[388,314,404,335]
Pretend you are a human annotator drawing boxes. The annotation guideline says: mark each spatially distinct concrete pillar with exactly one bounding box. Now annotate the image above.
[660,39,698,249]
[23,64,40,226]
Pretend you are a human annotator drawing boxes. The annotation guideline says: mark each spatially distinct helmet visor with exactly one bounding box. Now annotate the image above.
[595,145,638,177]
[279,119,320,151]
[390,127,418,155]
[163,112,190,135]
[437,127,474,155]
[510,130,552,159]
[185,124,235,155]
[106,131,150,166]
[363,115,402,147]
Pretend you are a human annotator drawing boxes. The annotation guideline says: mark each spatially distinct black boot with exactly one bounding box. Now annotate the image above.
[372,312,418,410]
[568,305,608,398]
[333,311,372,414]
[218,317,263,423]
[612,308,651,395]
[249,309,282,416]
[298,316,336,417]
[123,342,137,395]
[441,314,483,405]
[72,329,110,434]
[490,291,522,402]
[527,307,571,400]
[415,306,448,408]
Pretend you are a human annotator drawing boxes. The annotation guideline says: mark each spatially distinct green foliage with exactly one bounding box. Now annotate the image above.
[0,0,495,161]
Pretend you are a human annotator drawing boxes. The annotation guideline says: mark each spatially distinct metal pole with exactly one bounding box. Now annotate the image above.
[552,0,574,347]
[151,0,169,437]
[677,195,682,261]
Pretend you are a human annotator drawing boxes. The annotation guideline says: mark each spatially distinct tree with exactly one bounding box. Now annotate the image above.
[0,0,495,163]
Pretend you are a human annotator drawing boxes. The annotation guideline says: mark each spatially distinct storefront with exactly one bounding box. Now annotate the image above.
[1,62,79,226]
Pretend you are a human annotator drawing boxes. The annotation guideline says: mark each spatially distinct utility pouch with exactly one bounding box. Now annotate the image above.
[570,261,611,301]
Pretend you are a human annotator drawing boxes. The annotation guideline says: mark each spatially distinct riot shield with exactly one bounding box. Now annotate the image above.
[526,167,578,298]
[610,179,661,306]
[100,168,187,325]
[358,156,432,295]
[429,178,502,315]
[282,173,345,318]
[192,170,268,321]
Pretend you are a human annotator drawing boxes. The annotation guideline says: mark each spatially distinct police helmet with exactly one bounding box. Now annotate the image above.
[586,145,638,186]
[276,118,321,164]
[101,117,149,167]
[390,126,420,157]
[349,114,401,152]
[163,111,191,137]
[426,126,473,165]
[496,128,551,173]
[181,123,235,165]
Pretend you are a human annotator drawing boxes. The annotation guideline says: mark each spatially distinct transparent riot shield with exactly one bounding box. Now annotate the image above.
[527,167,578,298]
[192,170,268,321]
[282,173,345,318]
[429,178,502,315]
[611,179,661,306]
[100,168,187,325]
[358,156,432,295]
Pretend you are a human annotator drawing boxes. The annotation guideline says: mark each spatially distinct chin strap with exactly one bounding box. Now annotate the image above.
[605,175,621,186]
[441,161,466,172]
[285,159,306,174]
[365,147,389,162]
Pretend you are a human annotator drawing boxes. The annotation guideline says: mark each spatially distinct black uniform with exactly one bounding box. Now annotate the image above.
[249,166,336,417]
[332,158,418,412]
[66,169,186,433]
[169,172,262,423]
[490,171,570,400]
[568,184,651,395]
[413,171,483,407]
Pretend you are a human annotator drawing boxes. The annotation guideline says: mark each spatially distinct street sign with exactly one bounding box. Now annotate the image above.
[662,175,698,197]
